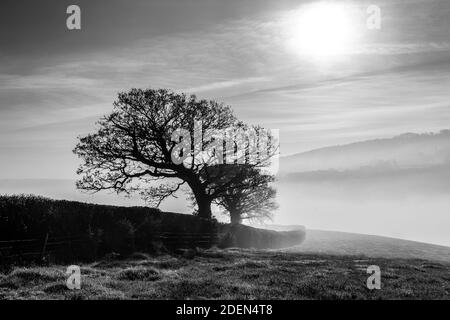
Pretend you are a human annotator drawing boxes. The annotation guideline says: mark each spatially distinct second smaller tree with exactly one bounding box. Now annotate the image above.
[214,165,278,224]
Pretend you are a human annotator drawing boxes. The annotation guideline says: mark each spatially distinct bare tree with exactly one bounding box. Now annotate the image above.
[73,88,277,219]
[213,165,278,224]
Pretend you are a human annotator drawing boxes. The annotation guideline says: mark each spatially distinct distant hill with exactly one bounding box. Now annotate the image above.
[284,229,450,264]
[280,130,450,174]
[273,130,450,248]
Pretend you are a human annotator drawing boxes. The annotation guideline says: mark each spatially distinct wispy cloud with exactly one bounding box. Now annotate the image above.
[1,0,450,178]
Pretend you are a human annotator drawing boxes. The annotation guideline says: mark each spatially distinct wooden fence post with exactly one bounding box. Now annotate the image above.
[40,233,49,261]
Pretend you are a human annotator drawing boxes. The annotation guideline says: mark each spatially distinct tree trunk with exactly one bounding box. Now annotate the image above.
[186,177,213,219]
[230,210,242,225]
[196,196,213,219]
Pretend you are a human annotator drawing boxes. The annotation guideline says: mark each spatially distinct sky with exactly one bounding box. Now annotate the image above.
[1,0,450,179]
[0,0,450,178]
[1,0,450,244]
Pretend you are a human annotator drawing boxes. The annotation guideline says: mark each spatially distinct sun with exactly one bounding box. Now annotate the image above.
[284,2,357,58]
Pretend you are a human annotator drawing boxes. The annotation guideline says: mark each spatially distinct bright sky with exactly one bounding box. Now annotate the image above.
[1,0,450,179]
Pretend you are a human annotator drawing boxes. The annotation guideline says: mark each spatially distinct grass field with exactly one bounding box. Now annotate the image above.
[0,248,449,300]
[287,229,450,263]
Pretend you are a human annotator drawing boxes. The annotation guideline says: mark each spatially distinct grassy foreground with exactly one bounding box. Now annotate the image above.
[0,248,449,300]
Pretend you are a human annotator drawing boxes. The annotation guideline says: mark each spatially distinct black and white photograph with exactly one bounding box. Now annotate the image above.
[0,0,449,307]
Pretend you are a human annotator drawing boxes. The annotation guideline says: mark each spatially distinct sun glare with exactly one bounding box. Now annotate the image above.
[284,2,357,58]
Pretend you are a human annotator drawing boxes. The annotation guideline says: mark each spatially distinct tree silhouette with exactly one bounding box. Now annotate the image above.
[213,165,278,224]
[73,88,277,219]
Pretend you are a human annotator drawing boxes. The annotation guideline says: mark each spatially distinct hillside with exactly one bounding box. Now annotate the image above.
[287,229,450,264]
[272,130,450,248]
[280,130,450,174]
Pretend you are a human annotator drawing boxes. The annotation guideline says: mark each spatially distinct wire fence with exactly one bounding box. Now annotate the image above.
[0,232,219,262]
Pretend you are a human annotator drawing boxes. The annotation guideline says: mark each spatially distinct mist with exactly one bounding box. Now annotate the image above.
[275,176,450,246]
[274,131,450,246]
